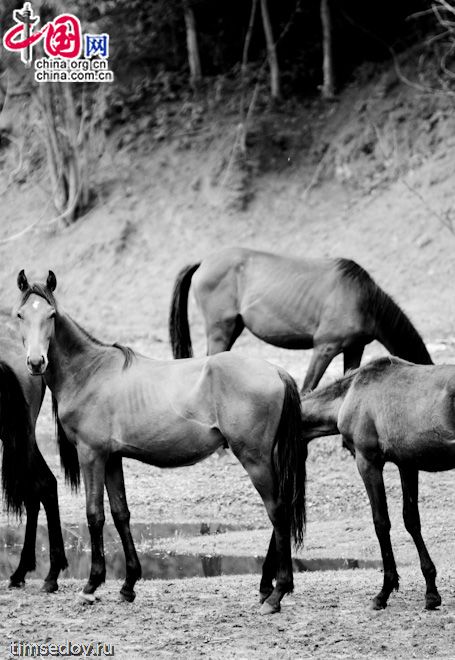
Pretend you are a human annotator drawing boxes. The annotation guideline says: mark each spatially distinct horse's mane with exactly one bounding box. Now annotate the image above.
[304,356,403,403]
[351,356,404,385]
[69,316,135,370]
[321,370,357,397]
[303,369,357,403]
[336,259,432,365]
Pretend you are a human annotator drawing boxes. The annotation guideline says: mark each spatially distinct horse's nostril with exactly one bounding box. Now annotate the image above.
[27,355,45,371]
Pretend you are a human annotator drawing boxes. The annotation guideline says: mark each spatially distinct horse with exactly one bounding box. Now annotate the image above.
[15,270,307,614]
[299,355,455,611]
[0,308,69,592]
[169,247,432,392]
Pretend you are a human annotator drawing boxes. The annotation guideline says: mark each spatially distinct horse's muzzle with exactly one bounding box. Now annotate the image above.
[26,355,47,375]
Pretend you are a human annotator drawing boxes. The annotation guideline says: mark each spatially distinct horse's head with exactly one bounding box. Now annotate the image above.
[16,269,57,376]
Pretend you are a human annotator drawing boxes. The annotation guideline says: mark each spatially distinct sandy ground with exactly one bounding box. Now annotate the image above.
[2,398,455,659]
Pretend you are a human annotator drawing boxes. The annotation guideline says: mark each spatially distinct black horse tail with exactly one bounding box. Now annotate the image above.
[274,370,307,548]
[169,263,200,359]
[372,288,433,365]
[52,395,80,491]
[0,361,32,516]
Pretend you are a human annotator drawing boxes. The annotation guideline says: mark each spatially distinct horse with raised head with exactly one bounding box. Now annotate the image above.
[15,270,307,614]
[0,309,69,592]
[300,356,455,610]
[169,247,432,391]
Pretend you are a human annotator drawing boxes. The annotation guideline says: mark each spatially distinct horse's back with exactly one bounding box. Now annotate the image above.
[340,359,455,469]
[80,351,285,467]
[193,247,346,347]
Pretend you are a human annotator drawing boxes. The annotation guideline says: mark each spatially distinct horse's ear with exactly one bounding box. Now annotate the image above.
[17,269,29,292]
[47,270,57,292]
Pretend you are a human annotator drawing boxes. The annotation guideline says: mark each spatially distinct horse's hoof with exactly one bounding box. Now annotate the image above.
[120,588,136,603]
[78,592,96,605]
[8,579,25,589]
[259,591,273,604]
[370,597,386,610]
[42,581,58,594]
[260,600,281,615]
[425,593,442,610]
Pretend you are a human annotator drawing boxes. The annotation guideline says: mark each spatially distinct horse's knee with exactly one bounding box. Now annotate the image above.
[87,512,105,528]
[111,509,130,527]
[402,509,420,536]
[373,516,391,536]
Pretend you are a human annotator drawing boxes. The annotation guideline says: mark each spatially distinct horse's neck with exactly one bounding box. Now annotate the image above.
[301,389,344,439]
[47,312,105,397]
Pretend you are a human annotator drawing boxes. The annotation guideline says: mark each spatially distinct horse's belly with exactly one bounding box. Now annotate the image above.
[241,305,314,349]
[255,333,313,350]
[389,430,455,472]
[114,423,225,468]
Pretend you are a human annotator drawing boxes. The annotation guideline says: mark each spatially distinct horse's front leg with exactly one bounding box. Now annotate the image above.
[79,449,106,603]
[9,496,39,589]
[356,451,399,609]
[301,343,340,394]
[105,454,142,602]
[33,447,68,592]
[399,466,441,610]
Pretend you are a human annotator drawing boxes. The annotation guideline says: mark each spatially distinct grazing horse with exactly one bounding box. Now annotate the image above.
[0,309,68,592]
[299,356,455,610]
[169,247,432,391]
[15,270,307,614]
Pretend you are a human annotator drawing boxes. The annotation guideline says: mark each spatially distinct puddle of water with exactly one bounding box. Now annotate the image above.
[0,524,381,581]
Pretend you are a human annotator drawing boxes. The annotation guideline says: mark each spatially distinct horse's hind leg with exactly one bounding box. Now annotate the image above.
[356,452,399,609]
[399,467,441,610]
[260,503,293,615]
[259,531,277,603]
[239,461,293,614]
[9,497,39,589]
[105,455,142,602]
[206,315,244,354]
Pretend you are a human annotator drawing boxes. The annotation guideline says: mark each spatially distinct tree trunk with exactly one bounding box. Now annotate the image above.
[260,0,280,100]
[320,0,335,99]
[242,0,258,79]
[183,1,202,88]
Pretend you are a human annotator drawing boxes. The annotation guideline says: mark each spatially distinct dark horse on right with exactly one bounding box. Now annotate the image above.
[300,356,455,611]
[169,247,432,390]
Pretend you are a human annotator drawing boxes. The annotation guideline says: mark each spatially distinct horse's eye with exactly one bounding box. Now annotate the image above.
[17,312,23,320]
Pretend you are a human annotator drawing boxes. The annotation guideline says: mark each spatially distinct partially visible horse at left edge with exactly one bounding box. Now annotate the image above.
[0,308,69,592]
